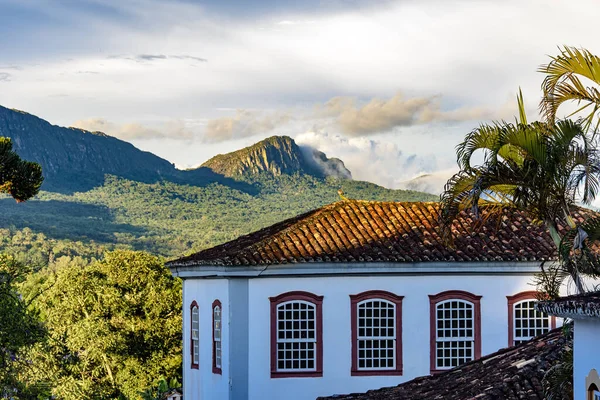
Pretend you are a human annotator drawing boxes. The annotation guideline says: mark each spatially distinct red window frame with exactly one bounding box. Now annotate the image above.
[269,291,324,378]
[506,291,556,347]
[190,300,199,370]
[429,290,482,374]
[350,290,404,376]
[212,299,222,375]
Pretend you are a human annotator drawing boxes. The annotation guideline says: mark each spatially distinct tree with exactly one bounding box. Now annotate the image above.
[539,46,600,132]
[0,138,43,202]
[20,250,182,399]
[0,254,46,398]
[440,91,600,294]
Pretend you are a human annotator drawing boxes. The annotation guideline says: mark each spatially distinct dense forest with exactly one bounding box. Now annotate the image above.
[0,174,436,260]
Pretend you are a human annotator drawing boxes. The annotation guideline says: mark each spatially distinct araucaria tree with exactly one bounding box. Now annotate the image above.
[440,91,600,294]
[0,137,43,202]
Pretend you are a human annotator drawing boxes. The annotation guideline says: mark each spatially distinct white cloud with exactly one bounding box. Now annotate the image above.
[315,93,516,136]
[71,118,195,141]
[203,110,293,142]
[295,130,452,189]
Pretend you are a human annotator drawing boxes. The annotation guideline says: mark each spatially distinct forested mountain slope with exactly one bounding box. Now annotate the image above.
[0,106,437,259]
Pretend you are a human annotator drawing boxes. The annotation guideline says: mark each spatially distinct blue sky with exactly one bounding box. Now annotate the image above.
[1,0,599,192]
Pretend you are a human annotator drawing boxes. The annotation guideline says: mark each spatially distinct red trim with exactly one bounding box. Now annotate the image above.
[428,290,482,374]
[190,300,199,370]
[212,299,222,375]
[506,291,556,347]
[269,291,324,378]
[350,290,404,376]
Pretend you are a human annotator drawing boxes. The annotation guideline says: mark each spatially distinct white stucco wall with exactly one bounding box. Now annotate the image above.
[180,271,561,400]
[245,273,538,400]
[182,278,230,400]
[574,319,600,400]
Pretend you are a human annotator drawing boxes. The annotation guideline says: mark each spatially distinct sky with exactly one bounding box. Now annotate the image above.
[1,0,600,193]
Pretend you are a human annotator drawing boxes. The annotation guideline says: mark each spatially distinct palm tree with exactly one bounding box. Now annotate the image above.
[440,91,600,294]
[539,46,600,133]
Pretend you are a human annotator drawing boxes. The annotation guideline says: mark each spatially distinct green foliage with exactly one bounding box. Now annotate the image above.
[0,174,436,259]
[0,137,43,202]
[540,46,600,132]
[0,254,46,399]
[20,251,182,400]
[139,377,181,400]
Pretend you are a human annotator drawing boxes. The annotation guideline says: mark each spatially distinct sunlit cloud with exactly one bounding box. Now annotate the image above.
[72,118,195,141]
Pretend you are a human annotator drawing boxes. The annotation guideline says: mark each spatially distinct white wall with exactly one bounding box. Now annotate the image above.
[245,273,539,400]
[182,279,230,400]
[574,319,600,400]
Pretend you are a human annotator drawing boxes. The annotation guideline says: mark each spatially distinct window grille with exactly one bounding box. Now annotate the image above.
[213,303,222,371]
[513,300,550,345]
[435,300,474,369]
[276,301,316,371]
[191,304,199,367]
[357,299,396,370]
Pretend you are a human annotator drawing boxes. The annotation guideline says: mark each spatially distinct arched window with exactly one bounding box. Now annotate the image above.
[586,369,600,400]
[350,291,403,376]
[429,290,481,374]
[269,291,323,378]
[590,386,600,400]
[212,300,222,374]
[507,291,555,346]
[190,301,199,369]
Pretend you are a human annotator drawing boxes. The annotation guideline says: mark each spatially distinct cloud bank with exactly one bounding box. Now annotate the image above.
[317,93,509,136]
[204,110,292,142]
[72,118,194,141]
[295,130,451,190]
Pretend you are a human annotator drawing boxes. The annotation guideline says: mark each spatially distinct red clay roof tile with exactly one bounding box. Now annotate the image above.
[167,200,595,267]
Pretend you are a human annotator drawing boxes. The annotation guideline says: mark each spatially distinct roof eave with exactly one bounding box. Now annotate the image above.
[536,302,600,320]
[168,261,549,279]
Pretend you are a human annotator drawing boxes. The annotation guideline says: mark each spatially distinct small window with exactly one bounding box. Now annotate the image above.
[212,300,222,374]
[429,291,481,374]
[350,291,403,376]
[269,291,323,378]
[594,391,600,400]
[507,291,555,346]
[190,301,199,369]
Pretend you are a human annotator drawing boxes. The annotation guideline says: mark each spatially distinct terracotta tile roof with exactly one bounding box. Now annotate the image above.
[167,200,594,267]
[537,291,600,319]
[317,328,567,400]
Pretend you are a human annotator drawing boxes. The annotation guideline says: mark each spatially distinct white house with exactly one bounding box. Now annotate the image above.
[537,292,600,400]
[166,200,579,400]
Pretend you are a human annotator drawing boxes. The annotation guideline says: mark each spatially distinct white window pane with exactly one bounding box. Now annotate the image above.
[513,300,551,344]
[276,301,317,371]
[435,300,474,369]
[356,299,396,370]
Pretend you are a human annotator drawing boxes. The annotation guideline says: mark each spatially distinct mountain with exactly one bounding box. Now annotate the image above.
[0,105,438,259]
[200,135,351,179]
[0,107,351,192]
[0,106,183,192]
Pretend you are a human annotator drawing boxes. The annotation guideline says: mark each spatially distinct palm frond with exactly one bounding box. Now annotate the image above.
[540,46,600,129]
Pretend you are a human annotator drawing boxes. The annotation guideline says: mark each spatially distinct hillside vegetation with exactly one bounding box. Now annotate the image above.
[1,174,436,259]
